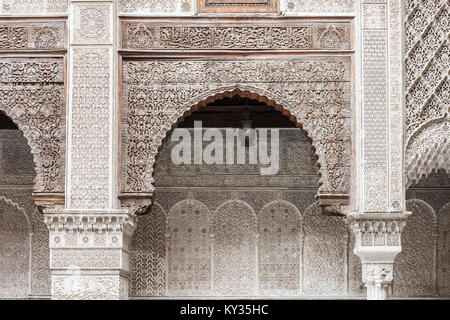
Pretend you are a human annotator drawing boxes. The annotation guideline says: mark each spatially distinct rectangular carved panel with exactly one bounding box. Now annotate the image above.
[199,0,278,13]
[0,58,65,193]
[122,20,351,50]
[0,21,66,51]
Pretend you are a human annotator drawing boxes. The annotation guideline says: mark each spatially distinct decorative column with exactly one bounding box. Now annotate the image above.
[44,211,136,299]
[42,0,133,299]
[350,0,411,299]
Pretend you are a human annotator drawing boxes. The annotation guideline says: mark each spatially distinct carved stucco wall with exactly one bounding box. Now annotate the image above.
[116,0,355,15]
[128,130,450,298]
[0,58,65,194]
[0,0,67,15]
[129,129,351,297]
[282,0,354,15]
[0,130,50,298]
[405,0,449,187]
[404,171,450,297]
[394,199,436,297]
[67,2,115,209]
[118,0,195,15]
[121,57,352,205]
[0,196,30,298]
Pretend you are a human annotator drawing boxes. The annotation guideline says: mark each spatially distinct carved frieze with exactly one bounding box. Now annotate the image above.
[0,58,65,194]
[121,57,352,204]
[405,0,449,184]
[122,20,351,50]
[283,0,355,14]
[0,22,66,51]
[199,0,278,13]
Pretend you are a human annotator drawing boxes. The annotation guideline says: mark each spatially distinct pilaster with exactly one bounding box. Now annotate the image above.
[45,0,125,300]
[352,0,410,299]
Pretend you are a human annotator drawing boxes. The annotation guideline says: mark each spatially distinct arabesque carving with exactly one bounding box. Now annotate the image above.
[0,22,66,51]
[121,57,351,207]
[122,21,350,50]
[0,58,65,197]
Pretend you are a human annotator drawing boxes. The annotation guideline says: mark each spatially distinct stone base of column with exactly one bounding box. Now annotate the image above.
[44,209,137,300]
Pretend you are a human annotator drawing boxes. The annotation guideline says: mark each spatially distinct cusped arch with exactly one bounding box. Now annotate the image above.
[121,82,351,210]
[130,201,166,296]
[258,199,302,295]
[167,199,212,295]
[0,58,65,208]
[394,199,436,297]
[213,199,257,295]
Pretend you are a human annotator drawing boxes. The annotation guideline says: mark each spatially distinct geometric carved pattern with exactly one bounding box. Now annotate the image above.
[121,57,351,200]
[214,200,257,296]
[118,0,195,14]
[0,130,35,186]
[0,58,65,193]
[168,199,211,295]
[302,202,347,296]
[0,196,30,298]
[0,21,66,50]
[122,20,351,50]
[394,199,436,297]
[69,48,111,208]
[258,200,302,296]
[405,0,449,184]
[0,0,67,15]
[130,202,166,296]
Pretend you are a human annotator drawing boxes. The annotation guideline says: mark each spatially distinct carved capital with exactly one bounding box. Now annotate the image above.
[43,210,137,236]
